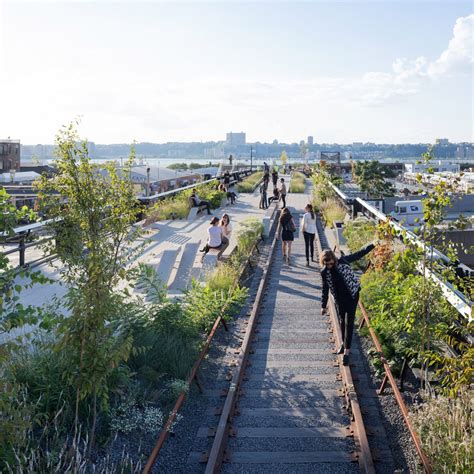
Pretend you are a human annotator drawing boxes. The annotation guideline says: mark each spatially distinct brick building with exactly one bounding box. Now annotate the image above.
[0,139,21,172]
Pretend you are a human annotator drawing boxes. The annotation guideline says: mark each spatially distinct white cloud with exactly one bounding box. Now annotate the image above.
[0,12,472,143]
[343,14,473,107]
[429,14,474,77]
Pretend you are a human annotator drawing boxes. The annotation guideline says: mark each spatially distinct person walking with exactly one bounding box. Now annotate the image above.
[200,216,229,261]
[279,178,287,208]
[278,207,296,265]
[302,203,316,266]
[320,244,375,366]
[271,169,278,188]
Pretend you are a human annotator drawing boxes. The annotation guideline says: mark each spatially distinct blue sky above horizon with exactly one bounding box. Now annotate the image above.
[0,1,472,144]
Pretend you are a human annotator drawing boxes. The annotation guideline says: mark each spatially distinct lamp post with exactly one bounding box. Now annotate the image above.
[250,146,253,172]
[146,167,150,197]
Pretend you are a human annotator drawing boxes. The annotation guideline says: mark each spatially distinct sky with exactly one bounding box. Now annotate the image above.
[0,0,472,145]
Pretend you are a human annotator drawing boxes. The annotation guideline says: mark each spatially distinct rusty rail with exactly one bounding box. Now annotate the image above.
[142,205,279,473]
[317,209,432,473]
[314,216,375,474]
[204,211,280,473]
[358,302,433,473]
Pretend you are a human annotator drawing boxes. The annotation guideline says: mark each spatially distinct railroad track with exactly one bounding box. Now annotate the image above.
[186,207,377,473]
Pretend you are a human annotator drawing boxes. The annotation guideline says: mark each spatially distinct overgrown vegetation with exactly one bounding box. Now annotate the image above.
[289,171,305,193]
[145,180,225,222]
[317,150,472,471]
[1,129,262,472]
[411,390,473,473]
[311,166,346,226]
[236,171,263,193]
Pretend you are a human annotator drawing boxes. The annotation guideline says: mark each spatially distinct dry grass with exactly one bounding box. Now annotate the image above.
[289,172,306,193]
[237,172,264,193]
[411,390,473,473]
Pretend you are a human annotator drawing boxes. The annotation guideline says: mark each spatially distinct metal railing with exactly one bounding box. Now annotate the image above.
[1,169,255,269]
[137,169,253,205]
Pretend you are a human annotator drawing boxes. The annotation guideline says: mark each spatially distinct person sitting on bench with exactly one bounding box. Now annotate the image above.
[200,216,229,262]
[190,188,212,215]
[268,186,279,205]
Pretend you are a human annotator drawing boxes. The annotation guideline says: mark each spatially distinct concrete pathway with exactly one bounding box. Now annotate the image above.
[11,184,272,310]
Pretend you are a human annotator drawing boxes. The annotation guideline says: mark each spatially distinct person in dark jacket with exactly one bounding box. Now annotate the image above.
[271,169,278,187]
[320,244,375,365]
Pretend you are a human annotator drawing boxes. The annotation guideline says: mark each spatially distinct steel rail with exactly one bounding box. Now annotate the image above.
[316,196,432,473]
[204,211,280,474]
[358,302,433,473]
[142,203,280,473]
[314,216,375,474]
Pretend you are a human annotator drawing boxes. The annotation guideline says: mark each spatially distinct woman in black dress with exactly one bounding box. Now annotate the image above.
[278,207,296,265]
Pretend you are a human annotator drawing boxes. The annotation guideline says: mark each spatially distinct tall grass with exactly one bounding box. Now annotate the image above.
[317,198,346,227]
[289,172,306,193]
[311,171,346,226]
[237,172,263,193]
[145,180,225,224]
[411,390,473,473]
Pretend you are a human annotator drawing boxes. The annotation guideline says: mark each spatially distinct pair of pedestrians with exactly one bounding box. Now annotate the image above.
[277,203,315,266]
[261,177,287,209]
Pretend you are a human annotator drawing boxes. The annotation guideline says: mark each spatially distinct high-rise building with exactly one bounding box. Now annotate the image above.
[455,145,474,159]
[226,132,246,147]
[307,136,314,146]
[0,139,21,171]
[435,138,450,145]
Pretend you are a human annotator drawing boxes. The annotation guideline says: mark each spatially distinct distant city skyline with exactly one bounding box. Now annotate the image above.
[0,1,472,144]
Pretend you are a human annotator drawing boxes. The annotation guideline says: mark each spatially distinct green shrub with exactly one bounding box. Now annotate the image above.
[342,219,376,268]
[343,219,376,254]
[146,180,225,223]
[411,390,473,473]
[237,172,263,193]
[237,218,264,254]
[311,169,346,226]
[289,172,305,193]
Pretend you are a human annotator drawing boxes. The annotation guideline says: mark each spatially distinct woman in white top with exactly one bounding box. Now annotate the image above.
[302,203,317,266]
[200,216,229,262]
[220,214,232,240]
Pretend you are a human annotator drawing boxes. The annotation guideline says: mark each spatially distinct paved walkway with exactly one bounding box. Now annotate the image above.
[10,182,287,311]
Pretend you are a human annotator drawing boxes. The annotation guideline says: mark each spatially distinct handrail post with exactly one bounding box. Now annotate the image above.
[19,233,26,267]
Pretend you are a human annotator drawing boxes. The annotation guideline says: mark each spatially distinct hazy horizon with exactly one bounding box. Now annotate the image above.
[1,1,473,144]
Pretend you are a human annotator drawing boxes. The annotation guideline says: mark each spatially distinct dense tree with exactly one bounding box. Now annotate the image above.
[36,122,142,444]
[354,160,395,197]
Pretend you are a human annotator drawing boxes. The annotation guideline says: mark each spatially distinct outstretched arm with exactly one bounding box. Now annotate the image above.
[344,243,375,263]
[321,271,329,309]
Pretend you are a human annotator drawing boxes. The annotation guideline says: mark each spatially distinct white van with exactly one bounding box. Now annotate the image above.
[390,200,424,227]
